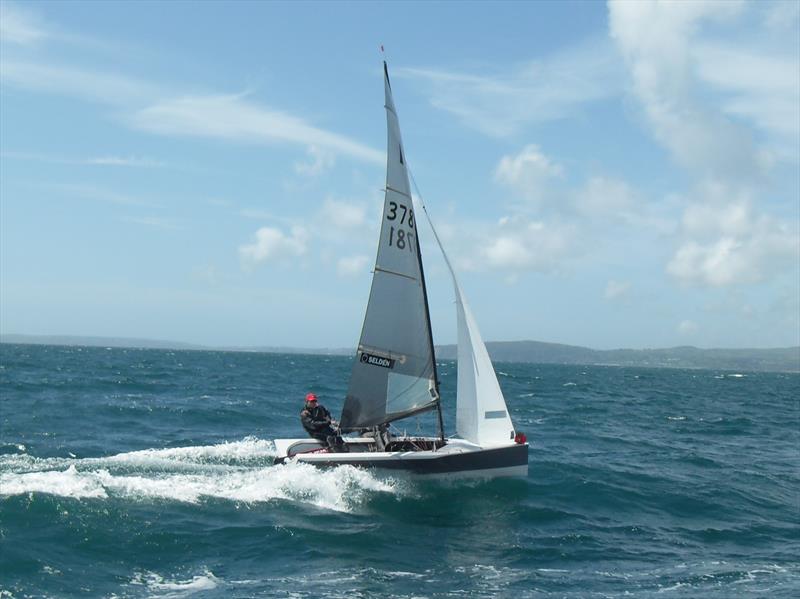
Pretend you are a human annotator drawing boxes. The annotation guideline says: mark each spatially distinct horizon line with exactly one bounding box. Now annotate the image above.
[1,332,797,353]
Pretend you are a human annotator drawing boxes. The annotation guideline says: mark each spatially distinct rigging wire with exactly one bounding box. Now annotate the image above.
[408,165,462,442]
[407,166,464,297]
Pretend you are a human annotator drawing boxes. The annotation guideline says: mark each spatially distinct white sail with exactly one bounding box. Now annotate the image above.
[453,286,516,446]
[415,199,516,447]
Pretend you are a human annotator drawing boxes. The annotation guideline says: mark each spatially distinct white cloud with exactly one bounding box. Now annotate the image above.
[604,280,631,300]
[575,176,637,220]
[740,303,756,320]
[86,156,166,168]
[193,264,219,285]
[239,209,295,224]
[608,0,772,180]
[493,147,657,227]
[763,0,800,30]
[667,232,797,287]
[397,37,621,137]
[769,286,800,339]
[484,235,532,270]
[235,196,374,271]
[680,194,751,239]
[678,319,698,334]
[46,183,156,207]
[0,60,157,106]
[494,145,564,204]
[471,144,672,278]
[319,198,366,230]
[336,255,370,277]
[0,151,165,168]
[0,2,48,45]
[693,41,800,143]
[481,217,575,272]
[610,1,800,290]
[132,94,384,165]
[207,198,231,208]
[122,216,180,230]
[667,189,798,287]
[0,2,111,49]
[239,226,308,266]
[1,62,381,166]
[668,238,742,287]
[294,145,335,177]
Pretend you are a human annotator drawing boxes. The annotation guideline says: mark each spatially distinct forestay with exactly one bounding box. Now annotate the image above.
[340,63,439,432]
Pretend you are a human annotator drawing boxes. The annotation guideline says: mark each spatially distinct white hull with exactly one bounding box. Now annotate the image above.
[273,437,528,479]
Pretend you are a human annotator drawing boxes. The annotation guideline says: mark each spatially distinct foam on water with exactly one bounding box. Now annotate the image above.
[0,464,108,499]
[0,437,276,473]
[0,438,401,512]
[105,436,277,466]
[131,569,219,598]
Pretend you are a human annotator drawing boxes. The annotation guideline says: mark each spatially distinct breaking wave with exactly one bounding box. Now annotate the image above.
[0,437,401,512]
[131,569,220,598]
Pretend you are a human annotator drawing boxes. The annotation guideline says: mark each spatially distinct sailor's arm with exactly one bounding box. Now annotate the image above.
[300,409,318,430]
[319,406,332,424]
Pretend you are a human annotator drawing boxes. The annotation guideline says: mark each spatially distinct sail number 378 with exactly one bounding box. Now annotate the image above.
[386,201,415,252]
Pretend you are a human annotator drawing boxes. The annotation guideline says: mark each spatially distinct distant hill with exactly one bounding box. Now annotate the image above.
[437,341,800,373]
[0,334,206,351]
[2,334,798,372]
[0,334,348,356]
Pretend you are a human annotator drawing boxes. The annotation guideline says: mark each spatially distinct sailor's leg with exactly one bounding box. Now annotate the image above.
[326,434,348,453]
[318,425,347,453]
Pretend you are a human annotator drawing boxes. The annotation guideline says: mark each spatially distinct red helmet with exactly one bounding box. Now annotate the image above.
[305,393,318,403]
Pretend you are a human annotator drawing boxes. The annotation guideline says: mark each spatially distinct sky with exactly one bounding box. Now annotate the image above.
[0,0,798,350]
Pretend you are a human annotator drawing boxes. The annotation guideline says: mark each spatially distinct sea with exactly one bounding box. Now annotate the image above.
[0,343,798,598]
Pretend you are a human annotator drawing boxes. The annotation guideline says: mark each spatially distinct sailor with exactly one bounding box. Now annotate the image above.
[300,393,346,452]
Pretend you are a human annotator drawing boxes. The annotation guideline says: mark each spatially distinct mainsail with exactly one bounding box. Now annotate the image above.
[340,63,439,431]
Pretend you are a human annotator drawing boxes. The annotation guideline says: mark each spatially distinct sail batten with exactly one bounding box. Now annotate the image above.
[340,62,439,432]
[385,185,412,198]
[374,266,418,282]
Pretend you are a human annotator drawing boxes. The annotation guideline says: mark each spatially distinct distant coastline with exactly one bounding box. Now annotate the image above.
[2,334,798,373]
[0,334,345,356]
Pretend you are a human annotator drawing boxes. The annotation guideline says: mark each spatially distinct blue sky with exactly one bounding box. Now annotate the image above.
[1,0,798,350]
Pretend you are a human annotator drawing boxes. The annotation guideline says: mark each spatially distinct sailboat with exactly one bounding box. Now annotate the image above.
[273,62,528,478]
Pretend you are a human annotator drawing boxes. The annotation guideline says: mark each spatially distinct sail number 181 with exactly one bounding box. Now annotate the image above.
[386,201,415,253]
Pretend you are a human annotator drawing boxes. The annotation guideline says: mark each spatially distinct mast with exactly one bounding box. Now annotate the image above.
[385,61,444,444]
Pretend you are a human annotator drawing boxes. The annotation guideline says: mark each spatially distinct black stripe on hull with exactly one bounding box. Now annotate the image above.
[295,443,528,475]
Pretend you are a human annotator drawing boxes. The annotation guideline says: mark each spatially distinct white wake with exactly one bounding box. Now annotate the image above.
[0,437,401,512]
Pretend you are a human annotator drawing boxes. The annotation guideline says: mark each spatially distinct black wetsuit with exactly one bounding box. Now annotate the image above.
[300,402,345,451]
